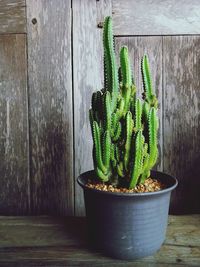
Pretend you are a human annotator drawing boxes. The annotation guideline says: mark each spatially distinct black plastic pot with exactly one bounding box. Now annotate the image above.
[77,170,178,260]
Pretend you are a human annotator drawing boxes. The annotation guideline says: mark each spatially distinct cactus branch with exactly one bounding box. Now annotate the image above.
[103,16,119,111]
[129,130,144,188]
[135,99,143,131]
[148,107,159,168]
[142,55,153,100]
[124,111,134,170]
[92,121,107,174]
[120,46,132,88]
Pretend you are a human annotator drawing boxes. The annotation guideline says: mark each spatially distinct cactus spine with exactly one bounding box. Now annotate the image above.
[89,16,159,188]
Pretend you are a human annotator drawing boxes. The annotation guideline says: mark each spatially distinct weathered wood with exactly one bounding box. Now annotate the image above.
[112,0,200,36]
[0,34,29,215]
[0,216,87,248]
[163,36,200,214]
[115,37,163,171]
[0,0,26,34]
[0,215,199,266]
[0,215,199,248]
[73,0,112,216]
[26,0,74,215]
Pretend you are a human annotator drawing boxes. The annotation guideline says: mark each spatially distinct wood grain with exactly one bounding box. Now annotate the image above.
[163,36,200,214]
[115,37,163,171]
[73,0,112,216]
[27,0,74,215]
[0,215,199,266]
[0,0,26,34]
[0,34,29,214]
[112,0,200,36]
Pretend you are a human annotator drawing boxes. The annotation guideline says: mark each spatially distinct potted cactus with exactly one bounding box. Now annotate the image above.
[77,16,177,260]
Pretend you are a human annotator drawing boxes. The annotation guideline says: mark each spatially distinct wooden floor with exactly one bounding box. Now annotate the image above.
[0,215,199,266]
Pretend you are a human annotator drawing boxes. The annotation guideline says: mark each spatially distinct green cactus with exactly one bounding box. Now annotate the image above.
[90,16,159,189]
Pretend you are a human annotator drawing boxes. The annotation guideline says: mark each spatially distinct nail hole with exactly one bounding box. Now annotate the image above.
[97,22,103,28]
[32,18,37,25]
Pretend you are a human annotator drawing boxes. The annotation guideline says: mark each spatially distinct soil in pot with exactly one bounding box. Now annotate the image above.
[86,177,165,193]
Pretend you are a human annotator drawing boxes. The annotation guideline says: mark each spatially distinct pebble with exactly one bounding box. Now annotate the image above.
[86,178,165,193]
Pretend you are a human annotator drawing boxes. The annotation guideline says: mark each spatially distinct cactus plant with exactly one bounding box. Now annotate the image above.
[89,16,159,189]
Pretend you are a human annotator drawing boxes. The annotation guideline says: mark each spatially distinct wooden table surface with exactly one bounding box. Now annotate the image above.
[0,215,199,266]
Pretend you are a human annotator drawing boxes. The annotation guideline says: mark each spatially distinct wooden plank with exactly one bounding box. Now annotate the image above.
[163,36,200,214]
[0,215,199,248]
[0,216,87,248]
[115,37,163,171]
[0,34,29,214]
[112,0,200,36]
[0,215,199,266]
[26,0,74,215]
[0,245,199,267]
[73,0,112,216]
[0,0,26,34]
[166,215,200,247]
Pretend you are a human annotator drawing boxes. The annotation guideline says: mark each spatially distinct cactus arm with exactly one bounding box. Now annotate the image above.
[148,107,159,168]
[140,143,150,183]
[129,85,136,114]
[103,56,108,91]
[91,91,103,122]
[103,91,111,131]
[115,145,120,162]
[111,113,117,137]
[135,99,143,131]
[120,46,132,113]
[92,91,102,111]
[140,168,150,184]
[124,111,134,170]
[143,101,150,123]
[110,143,117,167]
[116,97,125,119]
[117,161,124,177]
[103,130,111,169]
[142,55,153,100]
[111,112,120,137]
[103,16,119,110]
[112,122,121,142]
[104,91,111,131]
[131,84,136,96]
[96,167,109,182]
[142,55,158,108]
[103,17,112,92]
[118,67,122,83]
[92,121,107,174]
[129,130,144,188]
[120,46,132,87]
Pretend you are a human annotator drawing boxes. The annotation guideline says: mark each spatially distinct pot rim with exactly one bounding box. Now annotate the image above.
[77,170,178,197]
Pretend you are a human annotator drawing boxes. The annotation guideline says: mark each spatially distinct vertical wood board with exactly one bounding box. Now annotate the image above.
[115,37,163,171]
[0,0,26,33]
[27,0,74,215]
[0,34,29,214]
[163,36,200,213]
[73,0,112,215]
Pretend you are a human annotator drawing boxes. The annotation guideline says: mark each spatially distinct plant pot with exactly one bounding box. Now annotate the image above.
[77,170,178,260]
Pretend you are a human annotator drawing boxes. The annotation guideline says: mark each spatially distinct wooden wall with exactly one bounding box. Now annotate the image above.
[0,0,199,215]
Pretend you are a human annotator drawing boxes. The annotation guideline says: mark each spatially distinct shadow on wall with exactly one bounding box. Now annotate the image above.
[169,131,200,214]
[30,110,70,215]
